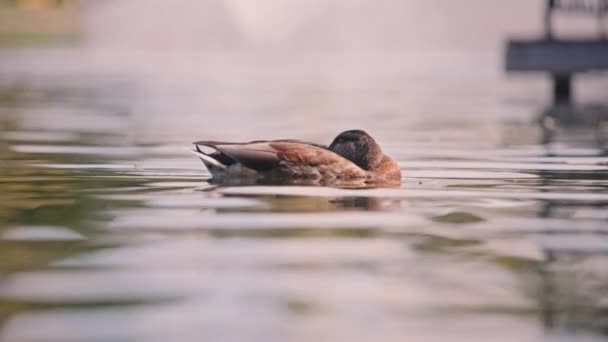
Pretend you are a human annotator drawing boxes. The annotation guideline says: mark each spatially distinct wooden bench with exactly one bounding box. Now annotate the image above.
[505,0,608,105]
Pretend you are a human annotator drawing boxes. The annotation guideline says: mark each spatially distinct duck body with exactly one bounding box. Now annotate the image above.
[192,130,401,184]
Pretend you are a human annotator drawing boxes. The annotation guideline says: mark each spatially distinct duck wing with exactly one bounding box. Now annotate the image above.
[194,140,363,176]
[194,140,282,170]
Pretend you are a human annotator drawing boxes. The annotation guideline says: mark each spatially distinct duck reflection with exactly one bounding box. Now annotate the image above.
[207,176,402,213]
[208,174,402,188]
[329,196,384,210]
[213,193,399,213]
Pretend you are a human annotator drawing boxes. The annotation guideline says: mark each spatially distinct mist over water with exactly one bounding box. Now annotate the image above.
[1,1,608,341]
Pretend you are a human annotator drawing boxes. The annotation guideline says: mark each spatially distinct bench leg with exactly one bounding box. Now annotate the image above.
[552,74,572,105]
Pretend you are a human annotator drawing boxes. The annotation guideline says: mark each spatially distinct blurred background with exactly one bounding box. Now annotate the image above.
[1,0,607,141]
[1,1,608,342]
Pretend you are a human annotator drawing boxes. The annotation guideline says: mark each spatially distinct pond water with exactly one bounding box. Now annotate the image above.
[2,2,608,342]
[2,63,608,342]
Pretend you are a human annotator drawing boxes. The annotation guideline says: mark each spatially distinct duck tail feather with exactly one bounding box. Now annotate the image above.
[190,148,227,170]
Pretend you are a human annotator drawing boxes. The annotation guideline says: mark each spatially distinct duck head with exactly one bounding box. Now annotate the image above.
[329,130,383,170]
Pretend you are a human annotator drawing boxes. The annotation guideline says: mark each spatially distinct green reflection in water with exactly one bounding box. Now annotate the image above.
[0,113,172,330]
[0,296,178,325]
[0,240,102,272]
[432,211,485,224]
[412,235,482,253]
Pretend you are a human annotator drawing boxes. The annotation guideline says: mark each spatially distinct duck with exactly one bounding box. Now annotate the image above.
[191,129,401,184]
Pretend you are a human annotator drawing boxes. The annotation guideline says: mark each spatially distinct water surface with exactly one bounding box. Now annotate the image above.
[2,74,608,342]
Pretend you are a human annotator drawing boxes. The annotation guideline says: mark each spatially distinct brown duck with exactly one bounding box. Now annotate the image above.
[191,130,401,184]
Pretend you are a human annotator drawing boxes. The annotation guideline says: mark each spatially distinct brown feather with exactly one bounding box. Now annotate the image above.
[368,156,401,181]
[268,142,367,179]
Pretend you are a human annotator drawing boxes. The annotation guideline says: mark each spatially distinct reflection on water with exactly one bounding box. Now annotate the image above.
[539,104,608,151]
